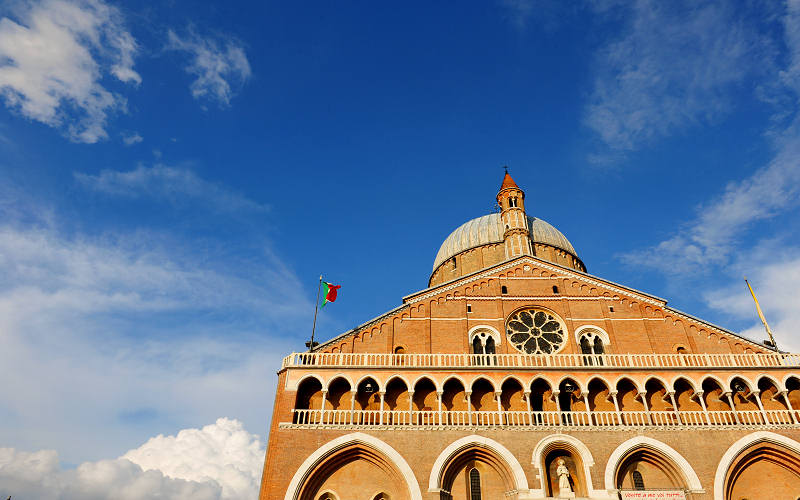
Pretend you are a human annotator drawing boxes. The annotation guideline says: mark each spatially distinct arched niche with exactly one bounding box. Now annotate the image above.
[605,437,703,494]
[429,435,530,499]
[285,432,422,500]
[714,431,800,500]
[531,434,599,498]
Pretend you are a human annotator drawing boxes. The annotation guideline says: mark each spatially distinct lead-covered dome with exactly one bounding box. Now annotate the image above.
[432,213,580,272]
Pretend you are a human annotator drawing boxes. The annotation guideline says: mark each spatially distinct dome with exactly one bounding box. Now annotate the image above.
[432,213,578,272]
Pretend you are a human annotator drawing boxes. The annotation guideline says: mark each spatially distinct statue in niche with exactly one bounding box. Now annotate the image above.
[556,458,575,498]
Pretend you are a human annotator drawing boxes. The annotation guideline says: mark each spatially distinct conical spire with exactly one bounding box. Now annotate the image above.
[500,168,519,191]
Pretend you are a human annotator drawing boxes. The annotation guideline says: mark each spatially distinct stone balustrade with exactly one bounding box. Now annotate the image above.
[282,351,799,370]
[286,408,799,428]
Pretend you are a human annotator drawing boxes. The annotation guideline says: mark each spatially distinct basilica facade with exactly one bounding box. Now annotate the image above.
[259,173,800,500]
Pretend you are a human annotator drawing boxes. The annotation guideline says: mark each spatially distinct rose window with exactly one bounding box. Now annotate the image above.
[506,308,567,354]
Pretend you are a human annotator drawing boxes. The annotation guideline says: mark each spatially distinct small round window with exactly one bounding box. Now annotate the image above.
[506,308,567,354]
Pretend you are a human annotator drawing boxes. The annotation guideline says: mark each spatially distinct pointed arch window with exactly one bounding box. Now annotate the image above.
[469,468,482,500]
[632,470,645,490]
[577,328,607,366]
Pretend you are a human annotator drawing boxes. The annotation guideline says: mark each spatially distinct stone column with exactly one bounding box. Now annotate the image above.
[780,391,799,424]
[610,391,622,425]
[582,392,592,426]
[752,390,768,424]
[667,392,682,425]
[725,392,740,424]
[639,391,651,425]
[553,390,562,426]
[695,391,710,425]
[495,391,503,426]
[466,391,473,426]
[524,390,533,426]
[320,390,328,425]
[379,391,386,425]
[437,391,444,426]
[350,392,356,425]
[408,390,415,425]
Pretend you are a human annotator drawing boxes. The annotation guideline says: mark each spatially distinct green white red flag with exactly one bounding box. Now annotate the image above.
[321,281,341,308]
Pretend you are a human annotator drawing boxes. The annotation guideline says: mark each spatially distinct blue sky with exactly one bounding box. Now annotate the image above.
[1,1,800,498]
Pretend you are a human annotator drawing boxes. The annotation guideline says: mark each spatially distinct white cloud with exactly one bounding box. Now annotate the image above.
[74,164,268,212]
[0,418,263,500]
[620,2,800,274]
[123,418,264,500]
[0,0,140,143]
[167,29,251,106]
[0,184,308,463]
[122,131,143,145]
[584,0,771,153]
[704,249,800,352]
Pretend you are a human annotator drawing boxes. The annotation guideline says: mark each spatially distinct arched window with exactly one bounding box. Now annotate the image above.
[577,328,606,366]
[469,468,482,500]
[485,337,495,354]
[472,336,483,355]
[632,470,645,490]
[501,285,508,294]
[372,493,390,500]
[471,329,498,366]
[317,492,337,500]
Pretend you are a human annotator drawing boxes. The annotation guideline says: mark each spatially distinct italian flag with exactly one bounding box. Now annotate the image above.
[321,281,341,308]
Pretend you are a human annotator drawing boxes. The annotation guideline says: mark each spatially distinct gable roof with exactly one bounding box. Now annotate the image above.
[315,254,772,353]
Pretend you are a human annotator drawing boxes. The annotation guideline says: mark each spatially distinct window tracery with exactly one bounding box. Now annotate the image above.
[469,327,500,354]
[506,308,567,354]
[469,468,482,500]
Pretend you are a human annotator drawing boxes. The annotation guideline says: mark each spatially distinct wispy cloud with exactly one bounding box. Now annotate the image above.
[1,418,263,500]
[0,183,307,463]
[166,29,251,106]
[499,0,564,30]
[75,164,268,213]
[584,0,773,155]
[122,131,143,146]
[0,0,140,143]
[704,245,800,352]
[620,2,800,275]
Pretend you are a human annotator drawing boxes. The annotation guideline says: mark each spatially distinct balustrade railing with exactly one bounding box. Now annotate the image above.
[289,408,799,428]
[282,351,799,370]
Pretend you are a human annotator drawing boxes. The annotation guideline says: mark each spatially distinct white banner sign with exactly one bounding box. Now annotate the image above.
[620,491,686,500]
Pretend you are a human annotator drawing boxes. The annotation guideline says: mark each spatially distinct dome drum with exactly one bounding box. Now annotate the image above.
[430,213,584,286]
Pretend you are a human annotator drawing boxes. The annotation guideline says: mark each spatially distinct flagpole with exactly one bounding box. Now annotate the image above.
[309,275,322,352]
[745,277,778,351]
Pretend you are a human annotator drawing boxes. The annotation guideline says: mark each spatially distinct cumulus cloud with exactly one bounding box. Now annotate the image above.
[166,29,251,106]
[620,2,800,274]
[0,0,140,143]
[123,418,264,500]
[0,419,263,500]
[0,448,221,500]
[584,0,772,153]
[74,164,268,212]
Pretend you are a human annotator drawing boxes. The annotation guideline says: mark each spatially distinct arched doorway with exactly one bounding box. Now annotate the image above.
[605,437,703,497]
[720,434,800,500]
[286,433,421,500]
[430,436,530,500]
[615,448,688,491]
